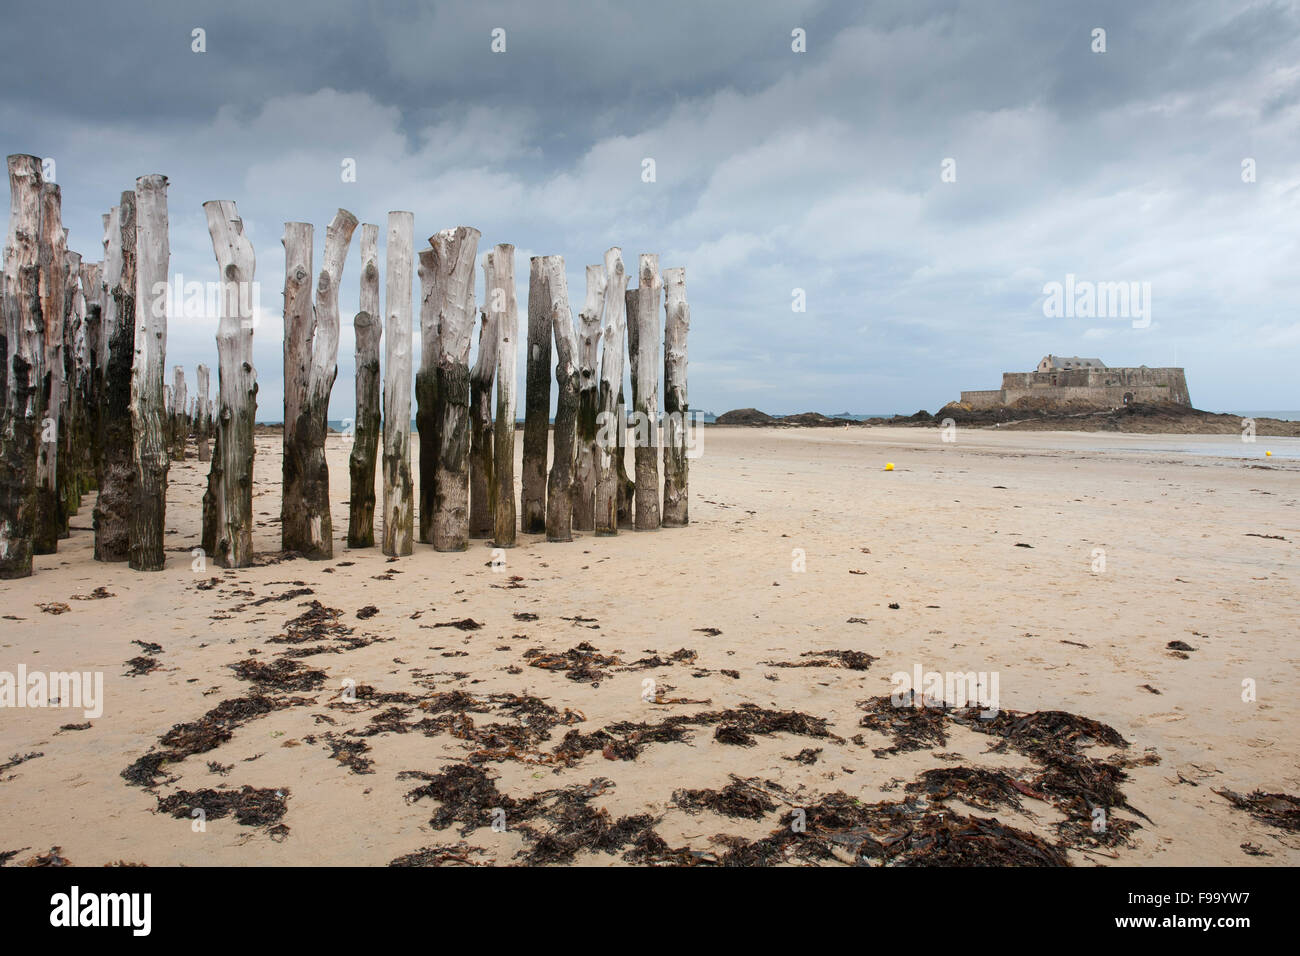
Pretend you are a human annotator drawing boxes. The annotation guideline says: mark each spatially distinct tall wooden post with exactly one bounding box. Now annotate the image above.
[201,199,257,568]
[94,191,136,563]
[618,289,636,529]
[415,245,439,544]
[78,259,103,494]
[0,155,44,578]
[305,209,356,557]
[34,181,66,554]
[195,363,210,462]
[129,174,170,571]
[662,267,690,526]
[347,223,381,548]
[281,220,313,550]
[593,248,627,536]
[490,244,518,548]
[429,226,480,551]
[283,211,356,558]
[170,365,187,461]
[468,269,498,539]
[521,258,552,533]
[572,264,605,531]
[631,255,662,530]
[541,257,577,542]
[381,211,414,556]
[60,250,85,518]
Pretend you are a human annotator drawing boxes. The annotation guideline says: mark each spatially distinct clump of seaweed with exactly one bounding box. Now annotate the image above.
[524,642,621,683]
[1214,788,1300,832]
[156,786,289,828]
[764,650,876,671]
[673,778,779,820]
[230,657,326,692]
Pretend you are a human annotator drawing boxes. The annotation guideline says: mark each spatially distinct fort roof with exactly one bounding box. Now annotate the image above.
[1039,355,1106,370]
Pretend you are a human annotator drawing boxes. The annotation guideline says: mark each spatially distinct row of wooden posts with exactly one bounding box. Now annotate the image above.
[0,155,691,577]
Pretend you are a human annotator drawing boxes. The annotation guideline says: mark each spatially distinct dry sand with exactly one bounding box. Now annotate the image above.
[1,426,1297,866]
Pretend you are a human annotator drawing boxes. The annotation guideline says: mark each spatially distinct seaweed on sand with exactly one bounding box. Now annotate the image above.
[156,785,289,828]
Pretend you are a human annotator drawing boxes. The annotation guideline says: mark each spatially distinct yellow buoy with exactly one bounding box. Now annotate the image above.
[884,462,895,471]
[1265,450,1272,456]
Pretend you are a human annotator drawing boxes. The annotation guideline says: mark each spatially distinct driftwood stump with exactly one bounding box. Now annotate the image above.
[490,244,518,548]
[94,192,136,563]
[201,199,257,568]
[572,264,605,531]
[540,257,577,542]
[521,259,552,533]
[661,267,691,526]
[128,174,169,571]
[381,211,415,556]
[347,223,381,548]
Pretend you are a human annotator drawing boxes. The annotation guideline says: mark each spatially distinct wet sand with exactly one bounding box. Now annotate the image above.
[1,426,1296,865]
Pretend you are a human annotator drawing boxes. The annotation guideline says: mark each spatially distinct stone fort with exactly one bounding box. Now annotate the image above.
[960,355,1191,410]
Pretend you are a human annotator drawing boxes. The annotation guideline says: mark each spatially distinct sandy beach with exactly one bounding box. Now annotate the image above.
[1,426,1296,866]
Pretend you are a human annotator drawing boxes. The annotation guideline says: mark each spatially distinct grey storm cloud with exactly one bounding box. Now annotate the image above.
[2,0,1298,417]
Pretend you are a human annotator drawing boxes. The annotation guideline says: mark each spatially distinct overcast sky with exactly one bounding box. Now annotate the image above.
[3,0,1298,417]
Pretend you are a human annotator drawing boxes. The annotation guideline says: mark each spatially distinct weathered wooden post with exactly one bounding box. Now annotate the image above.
[490,243,518,548]
[572,264,605,531]
[415,245,439,543]
[78,259,103,493]
[347,223,381,548]
[521,259,552,533]
[382,211,414,556]
[34,181,66,553]
[541,257,578,542]
[170,365,187,460]
[662,267,690,526]
[0,155,44,578]
[281,221,313,549]
[619,289,637,528]
[94,192,136,563]
[195,363,210,462]
[307,209,356,558]
[129,174,170,571]
[631,255,662,530]
[60,250,85,517]
[283,210,357,558]
[429,226,480,551]
[201,199,257,568]
[468,267,498,539]
[593,247,627,535]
